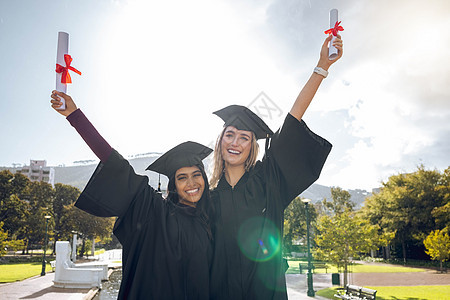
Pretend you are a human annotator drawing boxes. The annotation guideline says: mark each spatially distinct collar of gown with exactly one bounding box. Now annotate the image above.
[216,171,250,190]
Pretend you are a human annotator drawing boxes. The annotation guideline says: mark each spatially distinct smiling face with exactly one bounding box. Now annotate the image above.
[174,166,205,207]
[221,126,253,168]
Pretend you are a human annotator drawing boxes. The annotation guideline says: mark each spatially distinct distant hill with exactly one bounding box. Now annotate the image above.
[301,183,372,208]
[3,154,372,207]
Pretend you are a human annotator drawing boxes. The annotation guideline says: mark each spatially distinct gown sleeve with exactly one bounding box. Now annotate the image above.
[267,113,332,207]
[67,109,113,162]
[75,149,155,219]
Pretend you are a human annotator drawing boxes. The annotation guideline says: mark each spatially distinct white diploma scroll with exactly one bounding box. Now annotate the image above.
[328,9,339,60]
[56,32,69,110]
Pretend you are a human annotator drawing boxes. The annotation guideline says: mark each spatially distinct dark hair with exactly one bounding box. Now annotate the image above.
[167,164,214,240]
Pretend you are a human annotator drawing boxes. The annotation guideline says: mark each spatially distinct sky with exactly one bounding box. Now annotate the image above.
[0,0,449,191]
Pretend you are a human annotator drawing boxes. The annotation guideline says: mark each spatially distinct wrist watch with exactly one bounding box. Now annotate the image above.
[314,67,328,78]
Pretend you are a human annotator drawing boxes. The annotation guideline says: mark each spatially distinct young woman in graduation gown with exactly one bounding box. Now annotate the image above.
[51,92,214,300]
[209,34,343,299]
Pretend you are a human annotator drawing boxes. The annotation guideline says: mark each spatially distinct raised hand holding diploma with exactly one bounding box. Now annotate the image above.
[325,9,344,60]
[51,91,77,117]
[55,32,81,110]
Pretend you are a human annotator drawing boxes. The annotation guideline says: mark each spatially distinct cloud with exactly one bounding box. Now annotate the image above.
[2,0,448,191]
[255,0,450,189]
[342,1,450,178]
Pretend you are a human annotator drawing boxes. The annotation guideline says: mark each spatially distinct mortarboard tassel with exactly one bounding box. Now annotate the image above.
[157,173,162,193]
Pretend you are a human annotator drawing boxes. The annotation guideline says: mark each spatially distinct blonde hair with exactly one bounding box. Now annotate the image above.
[209,126,259,188]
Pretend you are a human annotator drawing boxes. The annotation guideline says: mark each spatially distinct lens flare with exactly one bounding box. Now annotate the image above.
[258,239,269,255]
[237,216,281,262]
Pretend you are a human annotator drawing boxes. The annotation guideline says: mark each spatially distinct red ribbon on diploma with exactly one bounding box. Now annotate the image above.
[55,54,82,84]
[324,21,344,36]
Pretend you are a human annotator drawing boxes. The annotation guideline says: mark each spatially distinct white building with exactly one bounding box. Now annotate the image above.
[16,160,55,186]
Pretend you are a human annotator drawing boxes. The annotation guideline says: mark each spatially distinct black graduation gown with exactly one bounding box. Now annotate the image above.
[75,150,212,300]
[210,114,332,300]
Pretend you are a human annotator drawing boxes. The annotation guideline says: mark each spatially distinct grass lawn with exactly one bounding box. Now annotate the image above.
[288,259,446,299]
[0,262,52,283]
[316,286,450,299]
[286,260,427,274]
[0,248,107,283]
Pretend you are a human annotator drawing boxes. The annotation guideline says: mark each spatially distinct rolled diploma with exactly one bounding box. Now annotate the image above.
[328,9,338,60]
[56,32,69,110]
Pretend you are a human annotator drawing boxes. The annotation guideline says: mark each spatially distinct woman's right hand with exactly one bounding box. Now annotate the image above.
[51,90,78,117]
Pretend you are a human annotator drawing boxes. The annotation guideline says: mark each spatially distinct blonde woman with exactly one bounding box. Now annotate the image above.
[209,34,343,300]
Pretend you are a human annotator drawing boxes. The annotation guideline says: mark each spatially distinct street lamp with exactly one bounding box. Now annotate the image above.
[302,198,315,297]
[40,215,51,276]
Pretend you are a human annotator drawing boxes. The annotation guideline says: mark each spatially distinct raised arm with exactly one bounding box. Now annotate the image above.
[289,34,343,121]
[51,90,112,162]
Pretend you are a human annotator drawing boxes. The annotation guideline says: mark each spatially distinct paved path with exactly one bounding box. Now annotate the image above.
[0,271,324,300]
[0,272,97,300]
[286,273,330,299]
[1,264,448,299]
[349,270,450,287]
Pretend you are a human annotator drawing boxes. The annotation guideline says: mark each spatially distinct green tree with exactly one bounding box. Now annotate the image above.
[61,203,114,257]
[322,187,355,216]
[0,194,30,239]
[283,197,317,254]
[314,212,384,286]
[361,166,448,262]
[314,186,387,286]
[0,222,8,257]
[0,221,25,257]
[432,167,450,229]
[0,170,29,201]
[0,171,30,238]
[53,183,81,253]
[22,181,54,254]
[432,202,450,230]
[423,229,450,272]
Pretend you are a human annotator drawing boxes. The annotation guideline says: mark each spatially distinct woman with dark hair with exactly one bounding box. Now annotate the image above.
[51,91,214,300]
[209,34,343,299]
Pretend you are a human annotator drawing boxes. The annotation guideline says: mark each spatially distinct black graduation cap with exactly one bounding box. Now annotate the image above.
[146,141,213,179]
[213,105,274,140]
